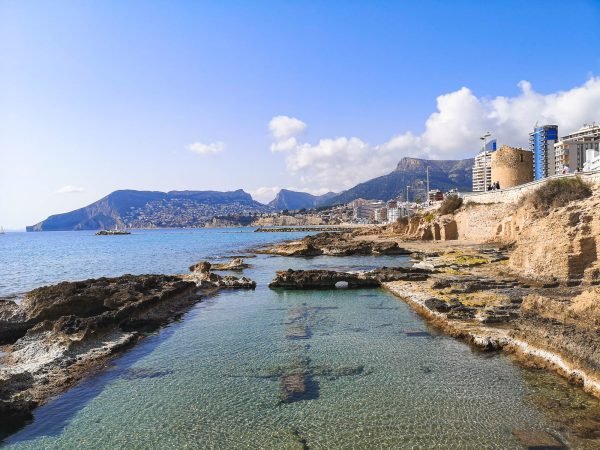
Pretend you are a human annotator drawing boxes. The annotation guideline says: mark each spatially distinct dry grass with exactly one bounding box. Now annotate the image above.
[520,177,592,214]
[438,195,463,215]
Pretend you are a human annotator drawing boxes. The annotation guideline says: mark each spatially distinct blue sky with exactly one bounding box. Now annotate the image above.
[1,0,600,229]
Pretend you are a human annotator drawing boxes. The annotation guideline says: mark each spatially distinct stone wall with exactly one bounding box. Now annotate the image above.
[490,145,533,189]
[462,170,600,205]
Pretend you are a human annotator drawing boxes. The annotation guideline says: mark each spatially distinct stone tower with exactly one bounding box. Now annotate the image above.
[491,145,533,189]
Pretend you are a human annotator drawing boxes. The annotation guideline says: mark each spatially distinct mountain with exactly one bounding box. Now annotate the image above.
[323,157,473,205]
[268,189,337,211]
[27,189,271,231]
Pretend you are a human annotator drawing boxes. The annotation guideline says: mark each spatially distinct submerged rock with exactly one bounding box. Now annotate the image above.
[512,430,566,449]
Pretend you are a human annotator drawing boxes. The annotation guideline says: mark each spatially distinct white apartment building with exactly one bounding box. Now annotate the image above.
[386,205,410,223]
[472,151,493,192]
[352,200,384,221]
[555,124,600,173]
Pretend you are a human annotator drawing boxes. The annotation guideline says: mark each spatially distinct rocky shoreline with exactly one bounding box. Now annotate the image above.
[254,226,356,233]
[256,231,410,256]
[261,229,600,404]
[0,261,256,434]
[3,182,600,443]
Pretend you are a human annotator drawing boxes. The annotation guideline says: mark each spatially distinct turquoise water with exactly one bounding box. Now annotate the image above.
[0,229,595,448]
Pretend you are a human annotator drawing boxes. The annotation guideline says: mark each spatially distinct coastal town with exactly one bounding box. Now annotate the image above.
[4,2,600,448]
[255,122,600,227]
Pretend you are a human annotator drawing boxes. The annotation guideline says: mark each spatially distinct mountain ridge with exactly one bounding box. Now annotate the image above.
[322,156,473,205]
[27,189,270,231]
[268,189,336,211]
[27,157,474,231]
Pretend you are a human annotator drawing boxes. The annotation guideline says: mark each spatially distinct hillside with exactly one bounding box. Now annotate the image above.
[26,189,271,231]
[323,157,473,205]
[268,189,336,211]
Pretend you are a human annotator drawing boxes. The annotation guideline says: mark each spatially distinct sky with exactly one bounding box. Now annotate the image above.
[1,0,600,230]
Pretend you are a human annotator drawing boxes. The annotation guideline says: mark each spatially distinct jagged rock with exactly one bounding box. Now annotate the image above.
[260,232,410,257]
[424,298,451,313]
[189,261,256,289]
[269,267,430,290]
[189,261,211,273]
[210,258,249,271]
[0,300,30,345]
[0,274,200,430]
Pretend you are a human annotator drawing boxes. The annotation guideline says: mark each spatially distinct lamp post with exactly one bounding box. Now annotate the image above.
[426,166,430,204]
[480,132,492,191]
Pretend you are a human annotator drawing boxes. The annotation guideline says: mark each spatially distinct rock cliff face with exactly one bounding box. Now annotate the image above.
[323,157,473,206]
[268,189,336,211]
[391,183,600,285]
[506,195,600,284]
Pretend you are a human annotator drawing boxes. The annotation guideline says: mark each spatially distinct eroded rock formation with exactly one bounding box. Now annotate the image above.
[0,274,199,425]
[209,258,250,271]
[269,267,430,289]
[259,232,410,257]
[187,261,256,288]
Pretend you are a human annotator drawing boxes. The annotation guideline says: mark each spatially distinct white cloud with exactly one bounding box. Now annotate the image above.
[57,185,84,194]
[270,137,298,152]
[248,186,281,203]
[269,115,307,142]
[269,77,600,192]
[187,141,225,155]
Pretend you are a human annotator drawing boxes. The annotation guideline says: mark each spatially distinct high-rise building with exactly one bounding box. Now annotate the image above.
[554,124,600,173]
[472,150,493,192]
[529,125,558,180]
[471,138,497,192]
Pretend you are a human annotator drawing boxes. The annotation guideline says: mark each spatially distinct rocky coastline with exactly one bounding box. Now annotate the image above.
[254,226,356,233]
[256,231,410,257]
[3,180,600,441]
[257,178,600,406]
[0,260,256,434]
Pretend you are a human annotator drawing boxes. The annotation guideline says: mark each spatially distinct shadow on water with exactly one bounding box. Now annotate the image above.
[1,312,190,446]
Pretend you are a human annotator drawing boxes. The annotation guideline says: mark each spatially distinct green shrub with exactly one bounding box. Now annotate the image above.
[395,217,409,226]
[438,195,463,215]
[520,177,592,214]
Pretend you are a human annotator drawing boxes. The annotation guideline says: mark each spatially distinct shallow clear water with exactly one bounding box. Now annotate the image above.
[1,229,598,448]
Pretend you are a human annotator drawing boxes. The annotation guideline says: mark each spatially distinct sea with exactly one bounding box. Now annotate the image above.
[0,228,598,448]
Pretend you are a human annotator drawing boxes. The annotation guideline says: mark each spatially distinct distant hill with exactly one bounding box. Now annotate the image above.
[27,189,271,231]
[268,189,337,211]
[323,157,473,205]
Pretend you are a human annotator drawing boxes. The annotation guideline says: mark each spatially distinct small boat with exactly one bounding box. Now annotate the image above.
[96,224,131,236]
[0,226,5,234]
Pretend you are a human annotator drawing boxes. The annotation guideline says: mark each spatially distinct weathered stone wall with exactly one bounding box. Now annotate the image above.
[508,192,600,283]
[453,203,514,242]
[490,145,533,189]
[462,170,600,205]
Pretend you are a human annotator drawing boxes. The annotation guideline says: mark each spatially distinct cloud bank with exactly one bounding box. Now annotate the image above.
[268,78,600,193]
[187,141,225,155]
